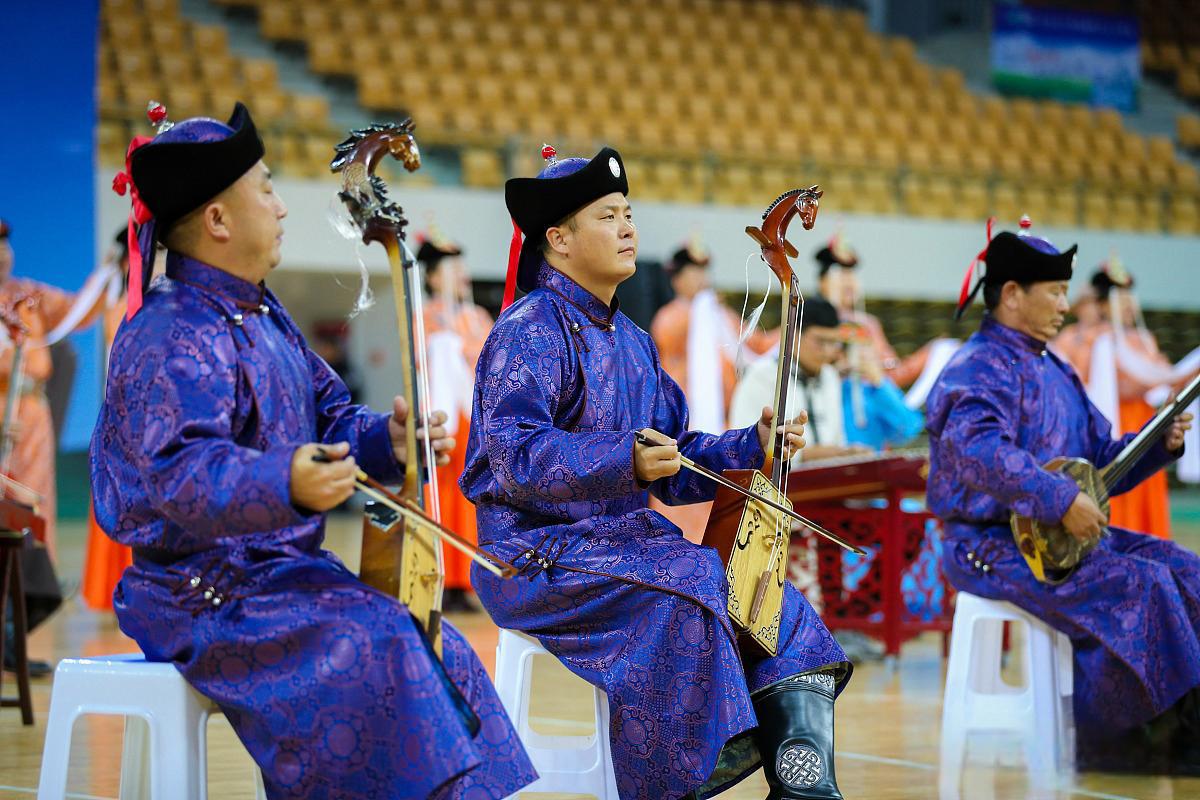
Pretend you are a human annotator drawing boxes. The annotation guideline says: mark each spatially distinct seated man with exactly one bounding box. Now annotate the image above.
[730,297,867,463]
[925,221,1200,774]
[92,102,535,799]
[462,146,851,800]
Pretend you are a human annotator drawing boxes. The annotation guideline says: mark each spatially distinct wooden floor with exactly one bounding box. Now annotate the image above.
[3,513,1199,800]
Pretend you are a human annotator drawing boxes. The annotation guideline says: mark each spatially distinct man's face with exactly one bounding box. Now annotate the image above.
[222,161,288,276]
[1012,280,1070,342]
[820,268,860,310]
[0,239,11,284]
[671,263,709,300]
[428,255,468,297]
[550,192,637,288]
[798,325,844,374]
[1103,288,1137,327]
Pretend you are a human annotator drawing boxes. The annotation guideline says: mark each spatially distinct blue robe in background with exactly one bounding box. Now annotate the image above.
[926,315,1200,761]
[461,262,849,800]
[90,254,535,800]
[842,376,924,451]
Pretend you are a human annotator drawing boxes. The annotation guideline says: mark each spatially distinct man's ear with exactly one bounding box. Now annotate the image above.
[545,225,570,258]
[202,201,233,244]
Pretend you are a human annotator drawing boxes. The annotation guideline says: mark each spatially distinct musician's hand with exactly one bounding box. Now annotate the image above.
[1061,491,1107,542]
[634,428,681,483]
[390,396,455,467]
[290,442,356,512]
[757,406,807,458]
[1165,411,1193,453]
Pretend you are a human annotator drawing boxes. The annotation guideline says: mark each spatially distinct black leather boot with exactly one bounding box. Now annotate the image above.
[752,671,844,800]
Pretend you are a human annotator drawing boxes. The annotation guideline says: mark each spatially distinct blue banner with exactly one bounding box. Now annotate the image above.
[0,1,99,452]
[991,5,1140,111]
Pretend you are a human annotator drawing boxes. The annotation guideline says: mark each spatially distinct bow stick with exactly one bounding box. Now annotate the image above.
[312,449,516,578]
[635,431,863,555]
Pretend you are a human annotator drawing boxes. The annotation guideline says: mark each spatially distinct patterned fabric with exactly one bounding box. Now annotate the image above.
[461,261,849,800]
[926,314,1200,744]
[91,253,535,800]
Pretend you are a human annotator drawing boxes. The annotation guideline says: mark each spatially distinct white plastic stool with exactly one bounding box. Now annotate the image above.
[494,629,618,799]
[37,653,267,800]
[939,592,1075,797]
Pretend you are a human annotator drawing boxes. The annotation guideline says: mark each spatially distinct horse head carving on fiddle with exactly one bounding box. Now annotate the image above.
[745,185,823,282]
[330,121,421,248]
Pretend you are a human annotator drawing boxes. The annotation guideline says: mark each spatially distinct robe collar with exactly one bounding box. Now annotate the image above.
[979,314,1050,355]
[537,261,619,326]
[166,252,268,311]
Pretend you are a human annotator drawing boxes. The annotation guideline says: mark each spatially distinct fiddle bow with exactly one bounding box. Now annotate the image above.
[330,121,514,656]
[701,186,853,656]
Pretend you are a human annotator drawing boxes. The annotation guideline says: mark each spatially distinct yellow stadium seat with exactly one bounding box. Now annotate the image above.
[190,23,229,53]
[461,149,504,188]
[1178,114,1200,149]
[308,38,352,76]
[164,85,209,119]
[242,58,279,92]
[248,89,289,127]
[198,55,237,86]
[141,0,179,16]
[357,68,397,111]
[148,20,186,51]
[258,0,300,41]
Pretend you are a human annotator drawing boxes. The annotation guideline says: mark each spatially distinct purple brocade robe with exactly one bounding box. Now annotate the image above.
[461,263,849,800]
[90,254,535,800]
[926,315,1200,756]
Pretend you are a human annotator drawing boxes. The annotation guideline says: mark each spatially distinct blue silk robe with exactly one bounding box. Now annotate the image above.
[926,315,1200,762]
[461,263,849,800]
[90,254,535,800]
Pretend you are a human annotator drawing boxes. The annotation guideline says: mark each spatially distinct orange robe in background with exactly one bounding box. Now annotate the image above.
[81,299,131,610]
[0,279,76,560]
[648,296,777,541]
[422,299,493,590]
[1054,322,1172,539]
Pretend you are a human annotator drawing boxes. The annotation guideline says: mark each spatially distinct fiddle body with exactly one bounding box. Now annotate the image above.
[1010,457,1108,585]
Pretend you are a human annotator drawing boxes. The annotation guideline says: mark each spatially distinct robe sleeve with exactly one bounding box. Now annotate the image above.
[307,349,403,483]
[648,353,765,506]
[123,331,314,538]
[477,318,640,505]
[935,384,1080,524]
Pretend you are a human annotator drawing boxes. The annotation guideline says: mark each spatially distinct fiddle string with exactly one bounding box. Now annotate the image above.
[768,282,804,581]
[404,240,444,527]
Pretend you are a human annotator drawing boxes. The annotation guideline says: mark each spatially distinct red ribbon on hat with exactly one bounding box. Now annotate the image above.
[956,216,995,314]
[501,219,523,311]
[112,135,154,319]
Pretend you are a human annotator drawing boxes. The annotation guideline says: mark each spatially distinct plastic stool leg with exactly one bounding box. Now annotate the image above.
[118,715,151,800]
[35,705,78,800]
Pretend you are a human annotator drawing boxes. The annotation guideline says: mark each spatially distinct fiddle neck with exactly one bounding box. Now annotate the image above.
[765,274,802,485]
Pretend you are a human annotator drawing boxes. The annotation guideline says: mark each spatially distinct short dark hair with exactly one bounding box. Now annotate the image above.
[983,280,1034,311]
[538,212,579,258]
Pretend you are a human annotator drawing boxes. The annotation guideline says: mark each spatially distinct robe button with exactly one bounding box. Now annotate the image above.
[1040,350,1047,357]
[608,324,615,332]
[212,596,222,607]
[232,313,244,326]
[974,560,982,569]
[570,322,580,333]
[189,576,201,588]
[260,304,270,315]
[982,565,991,573]
[203,588,215,600]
